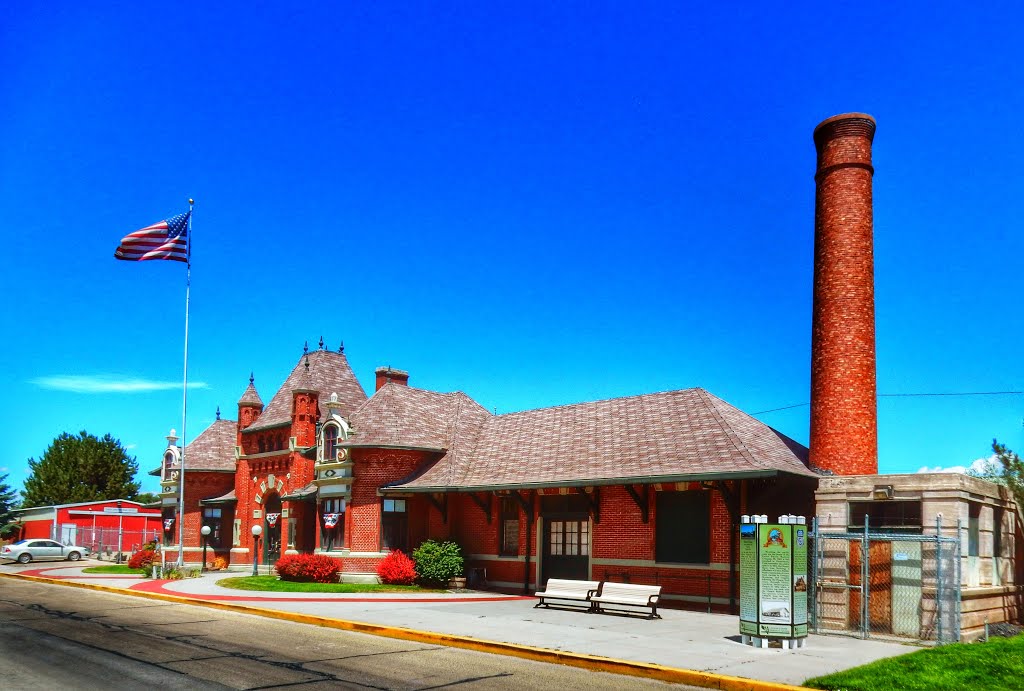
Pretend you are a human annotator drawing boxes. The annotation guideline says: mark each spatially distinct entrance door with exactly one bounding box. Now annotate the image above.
[264,495,282,565]
[542,518,590,583]
[850,540,893,633]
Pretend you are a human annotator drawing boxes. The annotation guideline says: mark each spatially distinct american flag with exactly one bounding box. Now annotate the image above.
[114,211,190,262]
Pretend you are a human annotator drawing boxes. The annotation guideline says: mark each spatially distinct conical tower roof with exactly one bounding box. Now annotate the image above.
[238,373,263,406]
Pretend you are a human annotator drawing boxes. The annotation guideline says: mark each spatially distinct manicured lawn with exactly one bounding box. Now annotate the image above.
[805,634,1024,691]
[216,576,443,593]
[81,565,148,575]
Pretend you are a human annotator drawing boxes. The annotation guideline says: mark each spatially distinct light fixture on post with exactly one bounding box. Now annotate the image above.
[872,485,894,500]
[251,524,263,577]
[200,525,211,572]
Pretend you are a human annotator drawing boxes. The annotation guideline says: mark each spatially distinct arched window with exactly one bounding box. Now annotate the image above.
[323,424,339,461]
[163,452,175,480]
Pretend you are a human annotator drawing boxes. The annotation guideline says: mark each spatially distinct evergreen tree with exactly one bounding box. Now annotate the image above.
[992,439,1023,510]
[22,431,141,507]
[0,473,18,536]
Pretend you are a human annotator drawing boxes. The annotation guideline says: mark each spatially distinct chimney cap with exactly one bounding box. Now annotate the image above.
[374,366,409,377]
[813,112,876,148]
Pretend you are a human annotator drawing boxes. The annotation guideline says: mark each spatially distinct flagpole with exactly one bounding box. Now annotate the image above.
[177,198,194,567]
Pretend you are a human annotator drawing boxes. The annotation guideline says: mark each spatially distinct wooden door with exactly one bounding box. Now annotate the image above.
[849,540,893,633]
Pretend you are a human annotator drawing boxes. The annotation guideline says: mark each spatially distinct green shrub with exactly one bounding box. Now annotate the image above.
[412,540,464,586]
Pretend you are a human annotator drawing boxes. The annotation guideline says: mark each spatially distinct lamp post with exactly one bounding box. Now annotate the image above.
[200,525,211,572]
[251,524,262,577]
[116,500,124,564]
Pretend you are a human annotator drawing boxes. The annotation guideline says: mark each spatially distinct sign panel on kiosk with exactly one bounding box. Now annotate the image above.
[739,514,808,649]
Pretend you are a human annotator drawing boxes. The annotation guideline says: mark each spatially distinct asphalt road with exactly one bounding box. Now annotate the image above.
[0,578,695,690]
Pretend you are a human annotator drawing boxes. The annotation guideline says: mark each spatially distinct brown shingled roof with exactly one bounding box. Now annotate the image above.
[389,388,815,491]
[237,376,263,406]
[183,419,238,472]
[245,349,367,433]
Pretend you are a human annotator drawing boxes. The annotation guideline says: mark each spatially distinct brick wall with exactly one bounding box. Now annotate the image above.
[810,112,879,476]
[347,448,431,561]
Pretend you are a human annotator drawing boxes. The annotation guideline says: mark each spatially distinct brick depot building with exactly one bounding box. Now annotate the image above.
[151,113,1020,629]
[155,347,818,608]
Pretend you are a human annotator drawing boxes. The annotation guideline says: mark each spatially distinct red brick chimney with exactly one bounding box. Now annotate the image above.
[809,113,878,476]
[375,366,410,391]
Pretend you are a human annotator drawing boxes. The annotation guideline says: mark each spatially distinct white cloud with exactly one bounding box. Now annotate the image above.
[917,455,1000,476]
[30,375,209,394]
[124,444,137,450]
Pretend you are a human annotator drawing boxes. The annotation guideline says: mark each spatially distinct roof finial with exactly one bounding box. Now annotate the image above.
[249,371,254,385]
[305,355,310,372]
[303,340,309,355]
[338,340,345,354]
[319,336,324,350]
[216,405,221,420]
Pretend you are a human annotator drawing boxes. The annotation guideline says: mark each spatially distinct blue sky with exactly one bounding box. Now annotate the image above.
[1,3,1021,496]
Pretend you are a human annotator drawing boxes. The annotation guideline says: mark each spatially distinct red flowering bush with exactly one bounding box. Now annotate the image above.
[274,554,342,583]
[377,550,417,585]
[128,549,156,570]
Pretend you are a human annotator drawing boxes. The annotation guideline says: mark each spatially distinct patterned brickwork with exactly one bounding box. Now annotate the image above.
[810,112,879,476]
[348,448,430,554]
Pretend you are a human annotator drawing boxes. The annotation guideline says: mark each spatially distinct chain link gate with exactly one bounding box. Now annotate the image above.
[53,524,161,562]
[809,516,961,644]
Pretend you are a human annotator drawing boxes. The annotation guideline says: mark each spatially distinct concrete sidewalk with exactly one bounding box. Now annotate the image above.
[4,562,918,688]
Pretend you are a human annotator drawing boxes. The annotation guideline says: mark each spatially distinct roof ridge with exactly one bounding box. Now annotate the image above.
[696,389,760,467]
[494,387,703,418]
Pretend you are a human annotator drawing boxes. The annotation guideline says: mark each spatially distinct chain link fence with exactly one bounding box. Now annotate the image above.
[809,517,961,644]
[52,524,160,562]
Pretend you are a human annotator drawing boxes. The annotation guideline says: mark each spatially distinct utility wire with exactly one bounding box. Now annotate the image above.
[752,390,1024,415]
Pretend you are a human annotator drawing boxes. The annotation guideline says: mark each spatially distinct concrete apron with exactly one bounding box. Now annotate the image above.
[0,566,915,690]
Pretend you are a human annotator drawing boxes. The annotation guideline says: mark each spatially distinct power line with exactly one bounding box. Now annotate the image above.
[752,390,1024,415]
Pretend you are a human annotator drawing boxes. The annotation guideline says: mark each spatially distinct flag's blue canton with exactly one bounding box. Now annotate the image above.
[166,212,190,239]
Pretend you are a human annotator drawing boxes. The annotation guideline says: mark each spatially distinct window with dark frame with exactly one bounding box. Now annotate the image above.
[847,500,923,532]
[202,507,222,547]
[655,490,710,564]
[381,499,408,552]
[323,425,339,461]
[320,498,345,551]
[500,497,519,555]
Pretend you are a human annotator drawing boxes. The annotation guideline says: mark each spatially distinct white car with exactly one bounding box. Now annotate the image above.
[1,539,89,564]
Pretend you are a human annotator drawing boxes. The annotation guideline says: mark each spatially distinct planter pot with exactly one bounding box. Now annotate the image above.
[448,577,467,590]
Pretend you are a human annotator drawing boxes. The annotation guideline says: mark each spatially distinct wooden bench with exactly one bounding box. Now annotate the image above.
[590,582,662,619]
[534,578,600,610]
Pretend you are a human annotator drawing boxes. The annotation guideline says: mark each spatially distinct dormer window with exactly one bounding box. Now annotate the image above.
[163,451,178,482]
[323,424,339,461]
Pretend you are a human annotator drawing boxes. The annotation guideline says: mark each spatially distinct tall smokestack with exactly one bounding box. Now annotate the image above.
[810,113,878,476]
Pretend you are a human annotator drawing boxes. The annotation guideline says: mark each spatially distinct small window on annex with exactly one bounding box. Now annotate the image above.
[848,501,923,533]
[381,499,408,552]
[655,490,710,564]
[202,507,222,547]
[320,498,345,551]
[968,503,980,558]
[500,497,519,556]
[323,424,340,462]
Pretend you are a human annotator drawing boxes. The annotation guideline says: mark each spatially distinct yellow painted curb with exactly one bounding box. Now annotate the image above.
[0,571,811,691]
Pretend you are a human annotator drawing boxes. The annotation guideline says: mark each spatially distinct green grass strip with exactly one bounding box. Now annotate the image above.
[805,634,1024,691]
[215,575,443,593]
[81,565,148,575]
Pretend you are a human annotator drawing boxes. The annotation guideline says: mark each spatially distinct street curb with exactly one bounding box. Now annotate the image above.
[0,571,812,691]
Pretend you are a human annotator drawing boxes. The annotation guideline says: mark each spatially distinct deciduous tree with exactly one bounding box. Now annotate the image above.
[22,431,141,507]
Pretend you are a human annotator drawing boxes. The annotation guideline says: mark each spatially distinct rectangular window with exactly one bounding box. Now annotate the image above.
[320,498,345,551]
[655,491,710,564]
[549,521,564,556]
[847,500,923,532]
[202,508,222,547]
[381,499,407,552]
[500,498,519,556]
[968,503,980,557]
